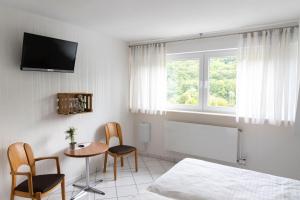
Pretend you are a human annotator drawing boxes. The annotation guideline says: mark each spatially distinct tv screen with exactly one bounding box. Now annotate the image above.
[21,33,78,73]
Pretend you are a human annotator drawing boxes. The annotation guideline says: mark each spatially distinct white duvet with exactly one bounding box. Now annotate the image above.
[148,158,300,200]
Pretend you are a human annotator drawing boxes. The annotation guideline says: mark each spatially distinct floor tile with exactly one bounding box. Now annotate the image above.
[160,160,175,166]
[118,196,136,200]
[143,159,162,167]
[132,168,151,177]
[74,175,96,186]
[151,173,163,180]
[142,156,159,162]
[96,178,116,188]
[161,164,174,171]
[133,174,153,184]
[148,165,165,173]
[132,171,151,177]
[54,155,176,200]
[128,158,145,168]
[148,165,166,180]
[75,192,95,200]
[137,183,151,193]
[47,191,73,200]
[94,186,118,199]
[117,169,133,177]
[131,168,150,175]
[98,170,115,179]
[117,185,138,197]
[51,183,73,194]
[135,167,149,172]
[115,176,135,186]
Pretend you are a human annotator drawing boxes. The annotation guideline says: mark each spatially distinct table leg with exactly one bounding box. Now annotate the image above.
[86,157,90,186]
[70,157,105,200]
[87,187,105,195]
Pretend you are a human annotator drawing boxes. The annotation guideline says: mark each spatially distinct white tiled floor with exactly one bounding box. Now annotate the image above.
[47,156,175,200]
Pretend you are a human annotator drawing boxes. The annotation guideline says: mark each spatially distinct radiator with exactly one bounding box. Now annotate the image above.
[164,121,239,163]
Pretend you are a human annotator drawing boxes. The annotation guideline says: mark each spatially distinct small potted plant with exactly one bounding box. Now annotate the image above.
[65,127,77,150]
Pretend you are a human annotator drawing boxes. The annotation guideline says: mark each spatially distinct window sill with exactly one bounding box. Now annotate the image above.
[165,109,236,118]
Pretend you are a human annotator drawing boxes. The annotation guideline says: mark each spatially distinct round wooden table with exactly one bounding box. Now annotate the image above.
[64,141,108,200]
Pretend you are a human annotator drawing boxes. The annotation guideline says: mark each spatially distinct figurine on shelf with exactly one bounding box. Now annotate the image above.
[77,95,86,112]
[73,98,80,113]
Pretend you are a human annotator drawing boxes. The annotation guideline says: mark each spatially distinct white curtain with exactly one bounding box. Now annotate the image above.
[236,27,299,125]
[129,43,166,114]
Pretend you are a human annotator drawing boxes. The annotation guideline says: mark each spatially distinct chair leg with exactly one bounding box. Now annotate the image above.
[134,150,138,172]
[61,178,66,200]
[11,176,15,200]
[103,152,108,173]
[114,156,117,180]
[10,189,14,200]
[121,156,124,167]
[36,192,42,200]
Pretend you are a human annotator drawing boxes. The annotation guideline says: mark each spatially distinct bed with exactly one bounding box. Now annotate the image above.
[139,158,300,200]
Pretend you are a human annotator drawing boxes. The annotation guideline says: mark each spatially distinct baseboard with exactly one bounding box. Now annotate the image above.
[139,152,180,162]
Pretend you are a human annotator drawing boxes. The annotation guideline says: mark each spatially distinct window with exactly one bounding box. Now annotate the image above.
[167,59,200,105]
[167,50,237,113]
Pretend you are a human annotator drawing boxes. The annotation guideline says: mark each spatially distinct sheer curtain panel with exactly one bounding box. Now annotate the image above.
[236,27,299,125]
[129,43,166,114]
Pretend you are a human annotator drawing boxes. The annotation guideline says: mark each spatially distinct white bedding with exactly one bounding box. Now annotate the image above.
[148,158,300,200]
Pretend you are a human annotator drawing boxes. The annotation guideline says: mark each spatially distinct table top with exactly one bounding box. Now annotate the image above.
[64,141,108,158]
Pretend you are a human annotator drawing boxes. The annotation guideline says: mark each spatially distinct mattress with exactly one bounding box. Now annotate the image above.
[148,158,300,200]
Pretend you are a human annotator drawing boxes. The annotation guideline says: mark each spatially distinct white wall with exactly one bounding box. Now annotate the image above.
[0,7,132,199]
[133,35,300,180]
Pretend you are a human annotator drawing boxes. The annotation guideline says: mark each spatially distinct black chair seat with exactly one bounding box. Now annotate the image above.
[109,145,136,155]
[15,174,64,193]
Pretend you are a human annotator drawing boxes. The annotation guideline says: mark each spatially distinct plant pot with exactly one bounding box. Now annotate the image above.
[69,142,77,150]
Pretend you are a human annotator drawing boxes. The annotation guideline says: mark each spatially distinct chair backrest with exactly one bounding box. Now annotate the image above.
[7,142,36,175]
[104,122,123,146]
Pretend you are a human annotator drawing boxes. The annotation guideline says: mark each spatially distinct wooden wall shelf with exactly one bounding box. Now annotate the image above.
[57,93,93,115]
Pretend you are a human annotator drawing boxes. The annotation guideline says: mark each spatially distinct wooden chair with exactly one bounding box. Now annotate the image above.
[7,142,65,200]
[103,122,138,180]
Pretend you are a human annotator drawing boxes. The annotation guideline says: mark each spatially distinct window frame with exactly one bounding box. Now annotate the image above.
[166,49,237,114]
[166,52,203,112]
[203,50,237,114]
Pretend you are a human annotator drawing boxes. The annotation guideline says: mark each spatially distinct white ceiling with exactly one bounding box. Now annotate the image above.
[0,0,300,42]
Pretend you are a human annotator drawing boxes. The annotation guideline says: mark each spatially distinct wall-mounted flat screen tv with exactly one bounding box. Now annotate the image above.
[21,33,78,73]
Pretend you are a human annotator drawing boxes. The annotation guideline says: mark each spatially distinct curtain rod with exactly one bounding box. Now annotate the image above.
[128,22,299,47]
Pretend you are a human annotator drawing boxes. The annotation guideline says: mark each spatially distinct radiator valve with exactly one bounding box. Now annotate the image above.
[237,156,247,166]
